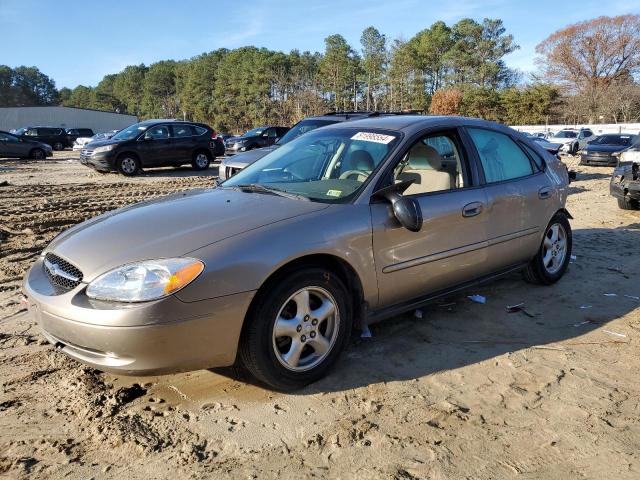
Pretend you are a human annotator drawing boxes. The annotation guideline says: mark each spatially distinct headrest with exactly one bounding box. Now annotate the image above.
[349,149,374,171]
[406,143,444,170]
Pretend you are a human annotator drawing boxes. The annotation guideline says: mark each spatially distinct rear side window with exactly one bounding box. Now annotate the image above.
[467,128,534,183]
[78,129,93,136]
[172,125,193,138]
[193,126,207,136]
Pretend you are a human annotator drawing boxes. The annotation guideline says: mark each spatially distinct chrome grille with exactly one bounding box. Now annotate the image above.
[43,253,83,291]
[226,166,241,178]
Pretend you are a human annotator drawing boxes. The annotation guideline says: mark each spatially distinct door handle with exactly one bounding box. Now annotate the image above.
[538,187,552,199]
[462,202,483,218]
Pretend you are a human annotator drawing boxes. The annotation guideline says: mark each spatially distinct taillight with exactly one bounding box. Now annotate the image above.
[211,130,218,140]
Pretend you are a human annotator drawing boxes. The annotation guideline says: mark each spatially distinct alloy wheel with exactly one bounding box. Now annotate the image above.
[195,153,209,168]
[120,157,137,174]
[272,287,340,372]
[542,223,567,274]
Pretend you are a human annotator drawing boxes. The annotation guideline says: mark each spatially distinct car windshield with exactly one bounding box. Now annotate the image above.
[590,135,634,146]
[242,127,265,137]
[223,128,400,202]
[111,124,147,141]
[277,119,337,145]
[554,130,577,138]
[14,128,26,135]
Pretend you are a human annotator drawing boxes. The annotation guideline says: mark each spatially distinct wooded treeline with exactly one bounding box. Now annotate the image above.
[2,15,639,132]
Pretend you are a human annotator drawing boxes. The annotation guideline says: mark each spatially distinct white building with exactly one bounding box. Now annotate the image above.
[0,106,137,133]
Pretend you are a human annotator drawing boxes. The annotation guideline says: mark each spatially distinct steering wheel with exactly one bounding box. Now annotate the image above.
[339,170,369,182]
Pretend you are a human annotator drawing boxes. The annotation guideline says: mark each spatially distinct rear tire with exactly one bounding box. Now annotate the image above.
[524,212,572,285]
[617,197,640,210]
[191,150,211,171]
[117,154,140,176]
[53,142,64,151]
[30,148,45,160]
[239,268,352,391]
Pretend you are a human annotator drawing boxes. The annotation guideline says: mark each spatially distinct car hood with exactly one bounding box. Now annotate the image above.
[46,188,328,282]
[85,138,122,149]
[223,145,280,167]
[585,144,628,153]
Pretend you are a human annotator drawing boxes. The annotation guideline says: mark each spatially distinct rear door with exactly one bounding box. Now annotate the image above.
[371,128,490,307]
[464,127,554,271]
[169,124,195,162]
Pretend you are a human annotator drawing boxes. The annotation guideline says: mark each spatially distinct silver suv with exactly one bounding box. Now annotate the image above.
[23,116,572,390]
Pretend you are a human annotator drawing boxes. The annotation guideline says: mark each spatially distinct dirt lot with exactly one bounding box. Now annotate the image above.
[1,151,639,479]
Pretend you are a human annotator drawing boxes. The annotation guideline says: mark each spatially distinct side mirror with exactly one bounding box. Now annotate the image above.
[373,180,423,232]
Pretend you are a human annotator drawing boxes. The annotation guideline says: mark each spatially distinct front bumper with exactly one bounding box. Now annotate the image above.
[610,171,640,201]
[225,143,247,156]
[80,150,116,172]
[580,153,616,166]
[23,257,255,375]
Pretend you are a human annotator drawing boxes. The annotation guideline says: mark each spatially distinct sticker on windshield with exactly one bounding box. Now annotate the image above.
[351,132,396,144]
[326,189,342,197]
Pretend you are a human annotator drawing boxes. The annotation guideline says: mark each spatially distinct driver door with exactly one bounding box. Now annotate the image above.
[370,129,490,307]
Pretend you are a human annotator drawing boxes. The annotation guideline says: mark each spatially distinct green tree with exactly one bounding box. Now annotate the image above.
[320,34,358,111]
[360,26,387,110]
[10,66,59,106]
[113,64,147,115]
[141,61,179,118]
[410,21,453,94]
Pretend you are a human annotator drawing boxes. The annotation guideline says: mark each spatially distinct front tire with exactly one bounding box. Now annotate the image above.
[30,148,45,160]
[524,212,572,285]
[617,197,640,210]
[117,154,140,176]
[239,268,352,391]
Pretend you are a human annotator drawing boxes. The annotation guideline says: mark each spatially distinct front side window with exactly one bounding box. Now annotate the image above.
[223,128,400,202]
[25,129,38,136]
[393,133,466,195]
[144,125,170,140]
[0,132,18,142]
[468,128,534,183]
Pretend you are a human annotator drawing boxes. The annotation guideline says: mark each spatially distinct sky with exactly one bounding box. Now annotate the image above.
[1,0,639,89]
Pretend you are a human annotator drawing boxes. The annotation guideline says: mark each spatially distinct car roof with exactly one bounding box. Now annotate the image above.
[320,114,513,135]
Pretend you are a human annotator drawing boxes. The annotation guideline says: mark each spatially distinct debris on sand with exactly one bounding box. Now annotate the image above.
[114,384,147,406]
[468,294,486,304]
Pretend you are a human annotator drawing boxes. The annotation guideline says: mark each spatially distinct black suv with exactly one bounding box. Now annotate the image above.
[65,128,95,145]
[80,120,218,175]
[225,125,290,155]
[14,126,70,150]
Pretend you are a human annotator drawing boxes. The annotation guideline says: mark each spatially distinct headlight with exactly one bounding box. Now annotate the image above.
[86,258,204,302]
[93,144,115,153]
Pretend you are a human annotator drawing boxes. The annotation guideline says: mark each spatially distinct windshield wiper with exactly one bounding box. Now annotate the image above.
[233,183,309,201]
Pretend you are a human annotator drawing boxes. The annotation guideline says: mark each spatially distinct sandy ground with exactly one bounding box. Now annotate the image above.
[1,151,639,479]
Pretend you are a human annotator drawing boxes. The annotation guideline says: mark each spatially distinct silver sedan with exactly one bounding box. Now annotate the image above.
[23,116,572,390]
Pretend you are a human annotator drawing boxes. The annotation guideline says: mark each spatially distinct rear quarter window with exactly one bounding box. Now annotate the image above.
[193,126,208,136]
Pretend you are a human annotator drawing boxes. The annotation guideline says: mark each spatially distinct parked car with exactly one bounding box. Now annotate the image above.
[225,126,290,156]
[610,139,640,209]
[219,112,391,181]
[65,128,95,146]
[579,133,637,166]
[548,128,594,155]
[23,116,572,390]
[79,120,218,175]
[526,134,563,155]
[14,126,70,150]
[73,130,119,151]
[0,130,53,159]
